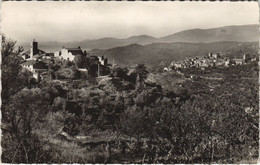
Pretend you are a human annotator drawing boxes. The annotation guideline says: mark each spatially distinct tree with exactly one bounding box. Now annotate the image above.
[132,64,149,91]
[133,64,149,83]
[74,54,86,68]
[2,34,24,100]
[110,67,129,80]
[2,88,55,163]
[2,34,23,61]
[88,63,98,77]
[1,34,32,122]
[6,88,51,138]
[63,60,74,68]
[55,67,80,79]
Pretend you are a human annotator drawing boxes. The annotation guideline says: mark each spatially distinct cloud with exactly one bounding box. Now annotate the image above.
[1,1,258,42]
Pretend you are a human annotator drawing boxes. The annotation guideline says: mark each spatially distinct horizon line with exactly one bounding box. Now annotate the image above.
[16,23,258,44]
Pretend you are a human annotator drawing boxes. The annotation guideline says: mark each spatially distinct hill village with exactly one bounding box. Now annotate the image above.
[20,39,258,85]
[20,39,112,84]
[164,52,258,72]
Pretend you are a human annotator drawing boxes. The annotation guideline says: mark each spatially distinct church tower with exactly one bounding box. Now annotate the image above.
[30,39,38,59]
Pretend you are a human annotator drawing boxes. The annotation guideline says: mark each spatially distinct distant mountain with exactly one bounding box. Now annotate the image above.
[18,35,157,52]
[18,41,74,53]
[159,24,259,43]
[78,35,157,50]
[18,24,258,52]
[89,41,258,68]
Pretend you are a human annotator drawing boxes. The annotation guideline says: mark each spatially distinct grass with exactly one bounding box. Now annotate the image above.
[34,126,145,163]
[34,128,111,163]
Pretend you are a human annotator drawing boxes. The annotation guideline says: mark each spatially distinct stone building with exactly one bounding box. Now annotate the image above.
[54,47,84,61]
[21,39,46,60]
[21,60,48,80]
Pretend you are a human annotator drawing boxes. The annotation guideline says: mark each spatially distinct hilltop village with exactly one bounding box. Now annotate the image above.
[20,40,258,84]
[20,39,112,83]
[164,52,258,71]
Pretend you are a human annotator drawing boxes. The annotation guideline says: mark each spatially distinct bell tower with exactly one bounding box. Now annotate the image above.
[30,39,38,59]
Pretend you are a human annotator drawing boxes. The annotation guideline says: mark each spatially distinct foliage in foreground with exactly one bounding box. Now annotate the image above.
[1,35,258,163]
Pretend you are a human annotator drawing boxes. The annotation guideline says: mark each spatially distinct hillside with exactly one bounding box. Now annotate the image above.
[77,35,157,50]
[89,43,179,67]
[18,24,258,51]
[159,24,259,43]
[89,41,258,68]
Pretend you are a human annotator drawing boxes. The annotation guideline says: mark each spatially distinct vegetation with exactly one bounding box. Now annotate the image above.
[89,41,258,70]
[2,35,258,163]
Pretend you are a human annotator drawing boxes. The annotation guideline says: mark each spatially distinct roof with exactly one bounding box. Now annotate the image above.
[66,48,83,55]
[89,56,99,60]
[22,50,30,55]
[46,53,54,56]
[22,60,36,65]
[78,68,88,72]
[39,49,45,54]
[21,60,47,69]
[33,54,42,58]
[233,59,244,61]
[22,49,45,55]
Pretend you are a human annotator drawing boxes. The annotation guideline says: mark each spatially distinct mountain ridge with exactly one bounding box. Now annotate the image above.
[18,24,258,52]
[159,24,259,43]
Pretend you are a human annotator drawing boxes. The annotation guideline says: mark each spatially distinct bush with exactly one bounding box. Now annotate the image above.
[55,68,80,79]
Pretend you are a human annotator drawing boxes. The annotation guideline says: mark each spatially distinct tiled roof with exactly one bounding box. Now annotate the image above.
[22,49,45,55]
[66,48,83,55]
[38,49,45,54]
[46,53,54,56]
[89,56,99,60]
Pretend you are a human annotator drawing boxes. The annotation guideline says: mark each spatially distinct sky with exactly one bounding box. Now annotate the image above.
[1,1,259,42]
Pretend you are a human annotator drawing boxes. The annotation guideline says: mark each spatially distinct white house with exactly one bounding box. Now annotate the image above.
[97,56,108,65]
[224,60,230,66]
[21,60,48,80]
[54,47,84,61]
[233,59,244,65]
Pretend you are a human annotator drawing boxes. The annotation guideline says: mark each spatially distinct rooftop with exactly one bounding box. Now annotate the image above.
[22,49,45,55]
[65,47,83,55]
